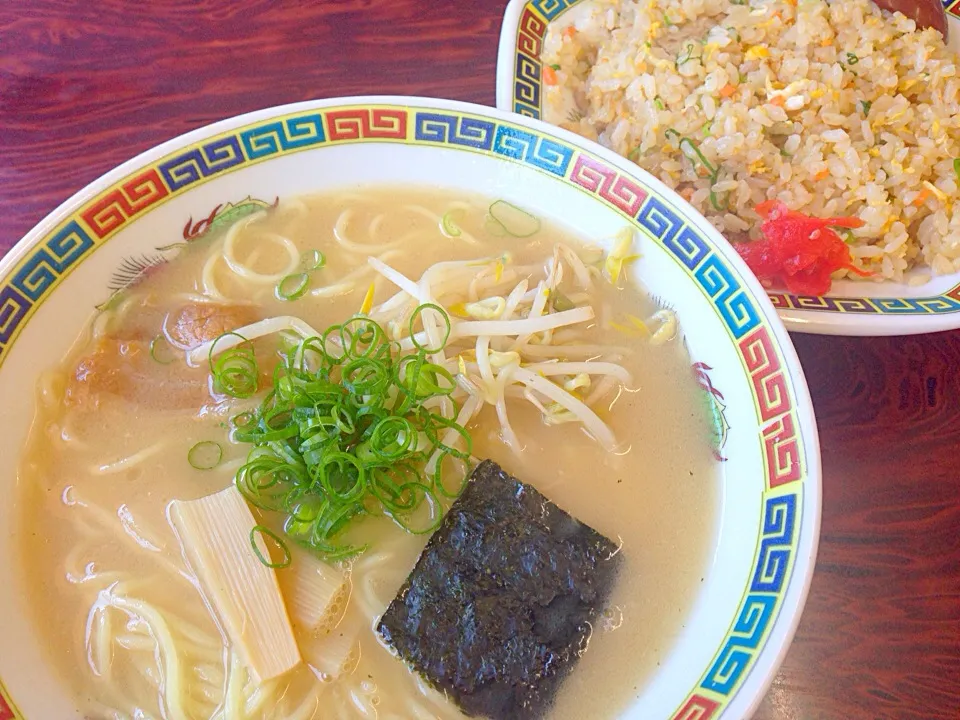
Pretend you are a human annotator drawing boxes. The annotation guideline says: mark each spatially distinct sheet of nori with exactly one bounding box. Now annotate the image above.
[377,459,621,719]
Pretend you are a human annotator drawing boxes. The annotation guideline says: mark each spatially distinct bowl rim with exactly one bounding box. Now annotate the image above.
[0,94,821,720]
[495,0,960,336]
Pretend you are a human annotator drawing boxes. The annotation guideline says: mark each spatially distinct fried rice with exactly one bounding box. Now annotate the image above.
[542,0,960,284]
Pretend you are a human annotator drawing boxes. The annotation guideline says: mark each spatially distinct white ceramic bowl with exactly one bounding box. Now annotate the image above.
[496,0,960,336]
[0,96,821,720]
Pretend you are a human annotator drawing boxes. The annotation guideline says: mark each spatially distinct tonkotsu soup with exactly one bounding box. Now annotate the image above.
[16,186,718,720]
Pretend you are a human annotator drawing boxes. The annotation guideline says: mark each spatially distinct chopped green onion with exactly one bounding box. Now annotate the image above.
[409,303,452,354]
[552,291,575,312]
[674,134,717,177]
[846,52,859,65]
[666,129,728,211]
[156,242,188,252]
[298,249,325,272]
[663,12,674,26]
[210,332,259,399]
[149,334,176,365]
[386,482,443,534]
[432,453,470,499]
[953,158,960,182]
[654,96,665,110]
[486,200,541,238]
[676,42,700,69]
[681,138,716,176]
[232,410,256,432]
[230,307,472,561]
[860,100,872,115]
[249,525,292,569]
[549,63,561,71]
[276,272,310,301]
[441,210,463,238]
[709,185,730,212]
[188,440,222,470]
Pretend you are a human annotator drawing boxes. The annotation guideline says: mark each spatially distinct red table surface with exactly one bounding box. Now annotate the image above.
[2,2,959,719]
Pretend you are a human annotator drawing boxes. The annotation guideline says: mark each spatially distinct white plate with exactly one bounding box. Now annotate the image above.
[0,96,820,719]
[496,0,960,336]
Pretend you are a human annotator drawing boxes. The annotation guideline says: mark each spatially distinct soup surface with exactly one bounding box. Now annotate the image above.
[16,187,718,719]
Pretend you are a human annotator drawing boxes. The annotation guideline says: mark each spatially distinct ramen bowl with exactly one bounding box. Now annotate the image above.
[0,96,820,720]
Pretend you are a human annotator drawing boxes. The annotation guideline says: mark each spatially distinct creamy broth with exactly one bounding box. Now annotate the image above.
[16,187,718,719]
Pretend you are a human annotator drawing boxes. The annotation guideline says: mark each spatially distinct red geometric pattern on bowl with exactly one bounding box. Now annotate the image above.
[671,693,720,720]
[518,6,547,56]
[80,169,170,239]
[569,154,648,216]
[739,326,802,488]
[325,108,407,141]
